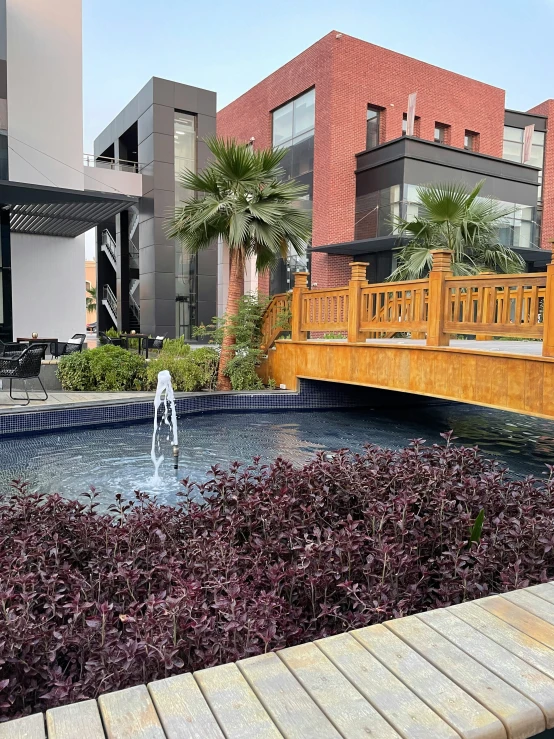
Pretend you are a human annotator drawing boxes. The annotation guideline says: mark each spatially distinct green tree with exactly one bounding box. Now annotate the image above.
[86,285,96,314]
[166,137,312,390]
[388,180,525,280]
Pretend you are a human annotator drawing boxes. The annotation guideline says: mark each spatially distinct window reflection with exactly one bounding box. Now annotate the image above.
[503,125,545,199]
[355,183,538,250]
[271,89,314,294]
[174,112,197,338]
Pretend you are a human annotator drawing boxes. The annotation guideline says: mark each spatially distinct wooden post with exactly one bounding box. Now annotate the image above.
[291,272,309,342]
[348,262,369,343]
[476,271,494,341]
[542,253,554,357]
[426,249,452,347]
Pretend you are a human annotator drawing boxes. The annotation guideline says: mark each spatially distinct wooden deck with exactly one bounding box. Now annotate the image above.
[5,584,554,738]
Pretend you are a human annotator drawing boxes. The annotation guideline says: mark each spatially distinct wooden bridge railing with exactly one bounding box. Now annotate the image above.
[260,249,554,357]
[261,293,290,350]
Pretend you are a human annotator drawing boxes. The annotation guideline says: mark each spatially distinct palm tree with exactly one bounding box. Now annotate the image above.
[166,137,312,390]
[388,180,525,280]
[86,285,96,313]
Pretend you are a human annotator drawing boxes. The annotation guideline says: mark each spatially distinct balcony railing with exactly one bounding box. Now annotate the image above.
[83,154,142,174]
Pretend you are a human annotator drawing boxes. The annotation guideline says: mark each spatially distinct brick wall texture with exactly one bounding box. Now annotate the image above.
[217,31,548,287]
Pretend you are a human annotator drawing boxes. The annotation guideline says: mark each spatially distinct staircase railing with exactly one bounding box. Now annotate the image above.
[261,293,291,350]
[101,229,117,270]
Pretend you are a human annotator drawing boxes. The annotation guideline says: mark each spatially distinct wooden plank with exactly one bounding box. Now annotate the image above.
[278,641,400,738]
[194,662,281,739]
[451,601,554,681]
[0,714,45,739]
[501,590,554,626]
[237,652,340,739]
[98,685,165,739]
[525,583,554,605]
[352,623,505,739]
[420,608,554,727]
[46,700,105,739]
[386,614,545,738]
[316,632,459,739]
[478,595,554,650]
[148,673,224,739]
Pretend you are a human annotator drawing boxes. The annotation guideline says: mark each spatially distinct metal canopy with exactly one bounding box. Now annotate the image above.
[310,235,550,266]
[0,180,138,237]
[310,235,408,255]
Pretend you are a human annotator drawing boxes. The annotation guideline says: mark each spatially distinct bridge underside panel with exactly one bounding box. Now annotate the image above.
[262,341,554,420]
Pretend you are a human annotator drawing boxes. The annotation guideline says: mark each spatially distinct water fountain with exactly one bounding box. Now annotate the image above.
[150,370,179,484]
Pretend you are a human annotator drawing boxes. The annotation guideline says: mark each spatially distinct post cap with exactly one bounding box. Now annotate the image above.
[293,272,309,288]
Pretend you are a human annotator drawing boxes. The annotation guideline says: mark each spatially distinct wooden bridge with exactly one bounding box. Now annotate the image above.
[260,250,554,420]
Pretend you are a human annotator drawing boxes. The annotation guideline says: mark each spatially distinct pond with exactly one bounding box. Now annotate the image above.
[0,401,553,506]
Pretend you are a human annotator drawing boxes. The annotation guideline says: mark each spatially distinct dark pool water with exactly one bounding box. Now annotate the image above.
[1,403,554,505]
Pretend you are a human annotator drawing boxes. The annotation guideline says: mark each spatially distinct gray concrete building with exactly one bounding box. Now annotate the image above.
[93,79,217,339]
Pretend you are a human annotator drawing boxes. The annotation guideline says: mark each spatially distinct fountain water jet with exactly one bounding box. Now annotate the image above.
[150,370,179,484]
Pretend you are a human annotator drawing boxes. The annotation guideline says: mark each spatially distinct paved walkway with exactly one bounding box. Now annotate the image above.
[0,391,154,412]
[4,583,554,738]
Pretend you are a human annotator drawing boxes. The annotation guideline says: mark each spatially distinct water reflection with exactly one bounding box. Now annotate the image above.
[0,403,553,505]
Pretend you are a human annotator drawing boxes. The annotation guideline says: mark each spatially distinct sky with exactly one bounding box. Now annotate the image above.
[82,0,554,155]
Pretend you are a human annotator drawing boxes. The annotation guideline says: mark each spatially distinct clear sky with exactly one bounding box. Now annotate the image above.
[82,0,554,154]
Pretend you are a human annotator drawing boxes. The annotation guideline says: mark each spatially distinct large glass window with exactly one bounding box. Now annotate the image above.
[503,125,545,199]
[366,106,381,149]
[271,89,314,293]
[174,112,197,338]
[355,183,538,250]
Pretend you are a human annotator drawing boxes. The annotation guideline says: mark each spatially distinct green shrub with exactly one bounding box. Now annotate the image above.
[224,352,264,391]
[146,355,203,392]
[56,351,92,391]
[190,346,219,390]
[159,337,192,356]
[57,345,146,391]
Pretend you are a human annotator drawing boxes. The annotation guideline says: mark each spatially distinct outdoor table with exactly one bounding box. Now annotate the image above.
[17,337,58,358]
[119,333,150,359]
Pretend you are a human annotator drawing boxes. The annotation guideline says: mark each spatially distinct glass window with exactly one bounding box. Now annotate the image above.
[272,101,294,147]
[293,89,315,137]
[434,124,449,144]
[504,126,524,143]
[464,131,478,151]
[174,112,197,339]
[366,106,381,149]
[271,89,315,295]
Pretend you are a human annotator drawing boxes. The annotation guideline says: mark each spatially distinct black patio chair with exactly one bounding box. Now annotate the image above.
[0,343,48,405]
[0,340,26,357]
[55,333,86,357]
[98,331,124,347]
[142,334,166,357]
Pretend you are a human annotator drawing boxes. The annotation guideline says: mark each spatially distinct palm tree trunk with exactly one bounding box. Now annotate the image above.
[217,248,244,390]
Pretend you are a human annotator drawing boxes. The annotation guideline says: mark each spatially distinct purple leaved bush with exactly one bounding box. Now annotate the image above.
[1,432,554,720]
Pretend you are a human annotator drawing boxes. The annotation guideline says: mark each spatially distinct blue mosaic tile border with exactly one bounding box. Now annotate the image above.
[0,381,388,437]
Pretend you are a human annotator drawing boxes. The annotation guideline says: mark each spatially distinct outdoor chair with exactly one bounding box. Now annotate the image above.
[142,334,166,356]
[0,343,48,405]
[0,340,25,357]
[55,333,86,357]
[98,331,124,347]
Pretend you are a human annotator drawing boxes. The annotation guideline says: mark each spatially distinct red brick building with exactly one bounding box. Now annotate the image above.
[217,32,550,292]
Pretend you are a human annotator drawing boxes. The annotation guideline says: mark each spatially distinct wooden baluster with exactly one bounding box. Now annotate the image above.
[476,272,494,341]
[426,250,452,347]
[542,253,554,356]
[291,272,309,342]
[348,262,369,343]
